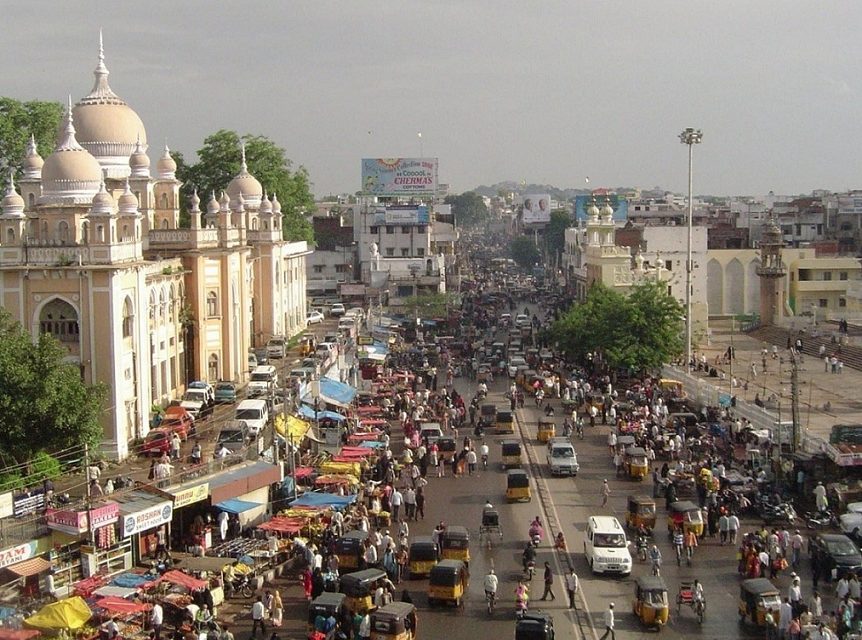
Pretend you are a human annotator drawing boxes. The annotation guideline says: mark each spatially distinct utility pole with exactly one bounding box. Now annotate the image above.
[790,350,800,452]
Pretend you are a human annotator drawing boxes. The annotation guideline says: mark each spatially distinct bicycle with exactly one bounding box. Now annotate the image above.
[576,423,584,440]
[651,559,662,577]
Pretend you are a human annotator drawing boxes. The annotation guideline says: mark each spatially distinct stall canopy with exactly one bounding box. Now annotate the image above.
[25,597,92,630]
[302,377,357,409]
[215,498,261,514]
[7,557,51,577]
[92,586,139,599]
[275,414,311,440]
[298,405,347,422]
[111,573,153,589]
[155,570,208,591]
[257,516,306,534]
[0,630,41,640]
[94,597,150,615]
[290,492,356,510]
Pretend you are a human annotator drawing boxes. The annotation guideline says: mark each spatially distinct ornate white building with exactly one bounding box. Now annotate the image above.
[0,41,310,459]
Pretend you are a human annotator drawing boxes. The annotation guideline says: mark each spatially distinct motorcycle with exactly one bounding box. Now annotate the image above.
[636,536,648,562]
[515,597,528,620]
[760,502,797,525]
[805,509,838,530]
[481,454,488,470]
[524,560,536,581]
[229,575,253,598]
[529,524,543,547]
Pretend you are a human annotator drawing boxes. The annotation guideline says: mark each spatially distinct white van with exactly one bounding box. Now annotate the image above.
[235,399,269,437]
[584,516,632,576]
[266,336,286,359]
[248,365,277,397]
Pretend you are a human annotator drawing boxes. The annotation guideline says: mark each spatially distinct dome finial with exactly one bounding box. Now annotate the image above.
[240,141,248,173]
[56,96,84,152]
[85,30,119,102]
[27,134,37,155]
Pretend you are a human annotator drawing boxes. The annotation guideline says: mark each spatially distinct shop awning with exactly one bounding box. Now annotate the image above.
[0,630,41,640]
[94,597,150,615]
[298,405,347,422]
[257,516,306,534]
[7,557,51,577]
[92,586,139,599]
[154,570,207,591]
[25,597,92,631]
[173,556,233,574]
[301,377,357,409]
[290,492,356,510]
[215,498,261,514]
[208,460,282,505]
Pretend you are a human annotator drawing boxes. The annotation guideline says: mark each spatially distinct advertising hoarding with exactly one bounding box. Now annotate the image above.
[384,205,430,225]
[362,158,438,196]
[574,195,629,222]
[521,194,552,225]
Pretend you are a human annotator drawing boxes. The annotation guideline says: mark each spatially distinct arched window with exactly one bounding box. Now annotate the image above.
[263,220,269,230]
[81,221,89,244]
[251,217,258,231]
[57,221,69,244]
[161,219,168,229]
[169,284,177,323]
[27,193,34,208]
[122,224,129,239]
[97,225,105,243]
[160,193,168,209]
[122,297,134,338]
[206,291,219,318]
[207,354,219,381]
[39,298,79,343]
[41,220,48,240]
[6,228,15,243]
[159,289,168,323]
[148,291,156,329]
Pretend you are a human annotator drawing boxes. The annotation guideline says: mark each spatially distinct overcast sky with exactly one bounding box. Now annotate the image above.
[3,1,860,198]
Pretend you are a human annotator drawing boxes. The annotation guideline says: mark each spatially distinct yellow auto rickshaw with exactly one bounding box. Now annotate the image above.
[624,446,649,480]
[369,602,418,640]
[537,419,556,443]
[501,440,523,469]
[667,501,704,538]
[626,494,656,532]
[308,592,347,632]
[340,568,387,614]
[334,529,369,572]
[738,578,781,627]
[521,369,538,392]
[407,536,438,578]
[440,525,470,567]
[506,468,531,503]
[496,409,515,434]
[633,575,670,629]
[299,335,316,357]
[427,559,469,607]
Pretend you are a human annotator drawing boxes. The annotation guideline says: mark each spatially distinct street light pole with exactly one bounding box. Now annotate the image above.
[679,127,703,372]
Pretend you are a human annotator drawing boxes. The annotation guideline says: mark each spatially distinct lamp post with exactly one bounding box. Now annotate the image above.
[679,127,703,372]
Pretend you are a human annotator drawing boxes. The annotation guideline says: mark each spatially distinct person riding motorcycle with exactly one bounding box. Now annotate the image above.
[515,580,529,617]
[529,517,544,543]
[480,442,489,469]
[522,542,537,573]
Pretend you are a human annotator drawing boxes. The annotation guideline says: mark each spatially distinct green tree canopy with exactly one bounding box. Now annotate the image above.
[544,209,571,262]
[0,98,63,179]
[510,236,540,270]
[178,130,314,243]
[444,191,489,228]
[551,281,684,374]
[404,292,460,319]
[0,310,106,469]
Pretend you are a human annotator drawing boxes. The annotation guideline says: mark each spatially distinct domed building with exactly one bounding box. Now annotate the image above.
[0,39,310,464]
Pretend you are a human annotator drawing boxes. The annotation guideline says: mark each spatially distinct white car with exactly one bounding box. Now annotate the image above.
[508,356,527,378]
[330,303,346,317]
[306,311,324,325]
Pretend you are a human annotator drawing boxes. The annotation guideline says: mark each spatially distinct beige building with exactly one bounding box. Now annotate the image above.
[0,44,309,459]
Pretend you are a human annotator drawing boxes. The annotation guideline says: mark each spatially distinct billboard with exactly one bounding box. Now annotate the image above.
[521,194,552,225]
[574,195,629,222]
[362,158,438,196]
[384,205,430,225]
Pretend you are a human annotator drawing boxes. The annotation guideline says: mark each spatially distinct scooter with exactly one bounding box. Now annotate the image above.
[524,560,536,581]
[516,598,528,620]
[529,525,543,547]
[636,536,648,562]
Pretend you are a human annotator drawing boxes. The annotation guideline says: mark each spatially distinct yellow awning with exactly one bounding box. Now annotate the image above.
[25,597,92,630]
[275,414,311,440]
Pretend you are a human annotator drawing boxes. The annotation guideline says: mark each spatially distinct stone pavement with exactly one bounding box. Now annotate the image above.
[696,318,862,441]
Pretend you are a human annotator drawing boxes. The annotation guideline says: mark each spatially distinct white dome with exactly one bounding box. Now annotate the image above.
[129,137,150,178]
[89,181,115,216]
[118,179,139,215]
[2,172,25,217]
[226,144,262,206]
[156,145,176,179]
[22,135,44,180]
[41,101,103,202]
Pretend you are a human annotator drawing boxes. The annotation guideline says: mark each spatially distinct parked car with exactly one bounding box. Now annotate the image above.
[306,311,325,325]
[161,406,194,440]
[187,380,215,405]
[809,533,862,581]
[214,381,238,404]
[181,388,214,419]
[253,348,269,366]
[330,303,346,317]
[248,353,258,373]
[142,428,172,456]
[216,420,249,454]
[345,307,365,320]
[267,336,286,359]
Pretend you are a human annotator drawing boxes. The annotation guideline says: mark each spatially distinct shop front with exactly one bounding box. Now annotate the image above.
[0,538,53,605]
[163,481,212,555]
[115,493,173,564]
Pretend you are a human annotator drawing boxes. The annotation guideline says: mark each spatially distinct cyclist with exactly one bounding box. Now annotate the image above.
[672,527,685,566]
[483,568,499,604]
[692,579,704,604]
[480,441,489,470]
[648,544,662,576]
[684,527,698,565]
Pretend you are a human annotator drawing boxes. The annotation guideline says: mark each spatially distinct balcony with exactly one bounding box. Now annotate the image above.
[149,228,219,250]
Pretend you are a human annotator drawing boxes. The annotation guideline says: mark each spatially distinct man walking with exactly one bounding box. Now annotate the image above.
[565,568,579,609]
[539,562,555,601]
[251,596,266,636]
[601,479,611,507]
[728,512,740,545]
[150,602,163,640]
[599,603,615,640]
[390,488,402,522]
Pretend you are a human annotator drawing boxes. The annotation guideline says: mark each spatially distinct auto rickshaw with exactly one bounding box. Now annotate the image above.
[339,568,387,615]
[625,495,656,532]
[667,501,704,538]
[369,602,417,640]
[437,437,457,464]
[738,578,781,626]
[624,446,649,480]
[479,507,503,545]
[480,403,497,424]
[633,575,670,629]
[616,435,636,451]
[299,335,316,357]
[440,525,470,567]
[501,440,523,468]
[307,592,347,632]
[496,409,515,434]
[334,529,369,572]
[514,611,555,640]
[521,369,537,391]
[407,536,438,578]
[506,468,531,503]
[537,419,556,443]
[427,559,469,607]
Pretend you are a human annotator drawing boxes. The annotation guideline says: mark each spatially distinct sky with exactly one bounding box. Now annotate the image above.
[3,1,861,199]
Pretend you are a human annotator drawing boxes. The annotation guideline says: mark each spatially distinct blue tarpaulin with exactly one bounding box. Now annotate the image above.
[290,492,356,510]
[215,498,261,514]
[111,573,153,589]
[298,405,347,422]
[302,377,357,408]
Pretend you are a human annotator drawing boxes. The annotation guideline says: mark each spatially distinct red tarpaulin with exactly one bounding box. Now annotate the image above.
[340,446,375,454]
[257,517,306,534]
[0,630,41,640]
[355,406,382,415]
[347,432,379,442]
[94,597,151,615]
[72,575,108,598]
[359,418,387,426]
[155,570,207,591]
[293,467,314,479]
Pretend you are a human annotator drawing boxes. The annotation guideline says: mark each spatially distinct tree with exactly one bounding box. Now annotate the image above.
[0,98,63,179]
[551,281,684,374]
[404,292,460,319]
[510,236,540,270]
[544,210,571,263]
[0,310,106,469]
[180,130,315,242]
[444,191,489,228]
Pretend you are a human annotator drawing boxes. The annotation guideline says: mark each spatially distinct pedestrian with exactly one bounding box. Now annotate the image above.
[251,596,266,636]
[718,512,729,545]
[565,568,579,609]
[466,448,477,475]
[728,512,740,545]
[170,432,181,461]
[150,602,163,640]
[539,562,555,601]
[601,479,611,507]
[390,488,402,522]
[415,486,425,520]
[789,576,803,617]
[357,612,371,640]
[270,590,283,627]
[599,603,615,640]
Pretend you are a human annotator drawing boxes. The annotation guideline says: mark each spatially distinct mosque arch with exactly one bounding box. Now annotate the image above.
[707,259,723,316]
[726,258,745,315]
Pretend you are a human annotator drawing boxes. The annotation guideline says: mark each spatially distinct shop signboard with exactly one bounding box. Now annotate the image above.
[520,194,552,225]
[0,541,39,570]
[361,158,438,196]
[122,501,173,537]
[13,489,45,517]
[357,335,374,346]
[384,205,430,226]
[89,502,120,529]
[47,508,89,536]
[173,483,209,509]
[339,284,366,296]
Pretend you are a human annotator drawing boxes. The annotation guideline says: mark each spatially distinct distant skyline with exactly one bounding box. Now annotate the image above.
[3,1,861,199]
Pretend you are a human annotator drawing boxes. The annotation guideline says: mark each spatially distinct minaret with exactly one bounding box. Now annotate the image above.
[756,214,787,326]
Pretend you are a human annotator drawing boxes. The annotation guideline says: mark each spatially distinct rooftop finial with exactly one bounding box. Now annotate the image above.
[99,29,104,63]
[55,95,84,152]
[83,30,121,103]
[240,141,248,173]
